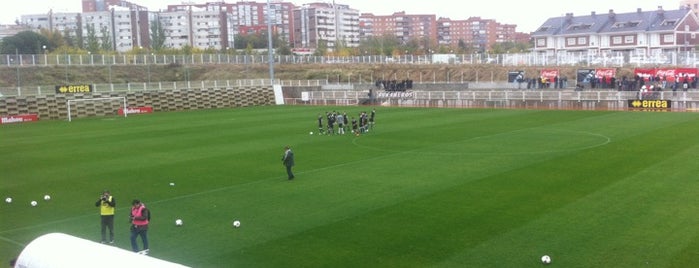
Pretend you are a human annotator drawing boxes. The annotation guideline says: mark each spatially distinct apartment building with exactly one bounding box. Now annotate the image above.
[158,10,191,49]
[360,12,437,48]
[293,2,360,50]
[166,1,295,49]
[531,6,699,57]
[81,8,144,51]
[22,11,82,42]
[15,1,527,53]
[82,0,146,12]
[227,1,295,45]
[436,16,518,52]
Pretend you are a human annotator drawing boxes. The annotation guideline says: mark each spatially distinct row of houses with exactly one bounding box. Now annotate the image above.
[7,0,527,53]
[532,5,699,59]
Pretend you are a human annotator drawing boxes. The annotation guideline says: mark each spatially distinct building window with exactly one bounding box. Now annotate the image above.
[612,36,622,45]
[567,23,592,31]
[660,20,677,26]
[612,21,640,28]
[624,36,634,44]
[536,26,550,32]
[662,34,674,43]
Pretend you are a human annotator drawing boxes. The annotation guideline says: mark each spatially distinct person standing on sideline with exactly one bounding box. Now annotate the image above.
[95,190,115,244]
[282,145,295,180]
[130,199,150,254]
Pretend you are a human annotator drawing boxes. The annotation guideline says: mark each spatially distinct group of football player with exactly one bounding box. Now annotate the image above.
[316,109,375,136]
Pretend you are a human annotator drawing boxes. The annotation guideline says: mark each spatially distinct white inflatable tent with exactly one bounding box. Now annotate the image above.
[14,233,189,268]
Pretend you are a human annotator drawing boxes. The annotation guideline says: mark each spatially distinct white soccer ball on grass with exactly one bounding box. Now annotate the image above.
[233,220,241,228]
[5,197,12,203]
[30,201,38,207]
[175,219,183,226]
[44,195,51,201]
[541,255,551,264]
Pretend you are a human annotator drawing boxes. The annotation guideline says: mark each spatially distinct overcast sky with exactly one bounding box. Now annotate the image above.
[0,0,682,33]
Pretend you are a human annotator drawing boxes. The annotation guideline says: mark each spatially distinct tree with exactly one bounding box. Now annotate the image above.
[358,35,401,56]
[150,18,166,51]
[63,28,76,47]
[313,39,328,56]
[38,28,65,52]
[0,31,50,54]
[275,36,291,55]
[100,26,112,51]
[488,41,531,54]
[84,24,100,53]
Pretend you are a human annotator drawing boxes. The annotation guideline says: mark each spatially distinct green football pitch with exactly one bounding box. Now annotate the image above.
[2,106,699,267]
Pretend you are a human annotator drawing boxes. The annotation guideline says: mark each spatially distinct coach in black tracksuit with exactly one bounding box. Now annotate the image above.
[282,145,295,180]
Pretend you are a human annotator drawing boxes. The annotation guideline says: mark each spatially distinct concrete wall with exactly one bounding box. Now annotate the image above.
[0,86,275,120]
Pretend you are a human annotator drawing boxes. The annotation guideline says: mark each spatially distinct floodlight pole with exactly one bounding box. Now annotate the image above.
[267,0,275,85]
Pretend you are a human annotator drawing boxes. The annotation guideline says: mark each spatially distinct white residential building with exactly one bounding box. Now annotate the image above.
[159,10,191,49]
[22,12,81,40]
[293,2,359,50]
[190,8,223,50]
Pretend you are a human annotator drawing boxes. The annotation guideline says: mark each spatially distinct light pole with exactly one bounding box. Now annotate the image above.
[42,45,47,65]
[108,55,112,84]
[11,50,20,91]
[266,0,275,85]
[65,52,69,84]
[147,53,154,84]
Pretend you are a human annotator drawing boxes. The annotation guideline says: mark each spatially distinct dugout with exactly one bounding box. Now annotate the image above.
[14,233,189,268]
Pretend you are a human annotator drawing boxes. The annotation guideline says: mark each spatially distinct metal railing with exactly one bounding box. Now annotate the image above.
[306,90,697,102]
[0,79,328,97]
[3,51,699,68]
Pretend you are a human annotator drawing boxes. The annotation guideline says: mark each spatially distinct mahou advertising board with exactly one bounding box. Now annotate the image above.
[117,106,153,116]
[0,114,39,124]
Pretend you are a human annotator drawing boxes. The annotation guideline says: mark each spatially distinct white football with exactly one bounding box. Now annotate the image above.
[233,220,241,228]
[5,197,12,203]
[44,195,51,201]
[309,131,313,135]
[175,219,183,226]
[541,255,551,264]
[30,201,38,207]
[169,182,175,186]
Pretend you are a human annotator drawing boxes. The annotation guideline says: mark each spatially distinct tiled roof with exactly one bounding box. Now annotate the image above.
[531,8,692,36]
